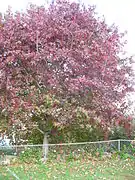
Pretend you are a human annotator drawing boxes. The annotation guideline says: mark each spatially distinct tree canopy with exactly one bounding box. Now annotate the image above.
[0,0,134,140]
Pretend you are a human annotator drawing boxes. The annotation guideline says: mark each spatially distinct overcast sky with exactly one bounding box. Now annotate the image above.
[0,0,134,56]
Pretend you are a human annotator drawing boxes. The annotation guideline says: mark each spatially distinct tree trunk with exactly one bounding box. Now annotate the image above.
[42,133,49,162]
[104,130,109,140]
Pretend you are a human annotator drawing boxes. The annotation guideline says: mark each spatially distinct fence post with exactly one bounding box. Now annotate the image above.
[118,139,121,151]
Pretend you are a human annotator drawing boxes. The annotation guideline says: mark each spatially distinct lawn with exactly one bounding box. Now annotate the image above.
[0,158,135,180]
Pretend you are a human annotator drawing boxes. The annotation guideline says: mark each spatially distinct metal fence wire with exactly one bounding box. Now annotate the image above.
[0,139,135,164]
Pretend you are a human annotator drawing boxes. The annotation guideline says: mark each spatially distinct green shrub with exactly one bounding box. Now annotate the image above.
[28,129,44,144]
[109,126,134,140]
[19,148,42,163]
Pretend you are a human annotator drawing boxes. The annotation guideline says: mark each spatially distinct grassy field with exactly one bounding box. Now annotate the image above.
[0,158,135,180]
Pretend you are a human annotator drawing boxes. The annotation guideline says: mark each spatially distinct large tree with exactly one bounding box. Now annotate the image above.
[0,0,134,143]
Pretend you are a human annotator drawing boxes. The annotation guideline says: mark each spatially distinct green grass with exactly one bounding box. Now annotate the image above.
[0,158,135,180]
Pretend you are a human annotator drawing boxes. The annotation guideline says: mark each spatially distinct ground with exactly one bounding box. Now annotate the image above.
[0,158,135,180]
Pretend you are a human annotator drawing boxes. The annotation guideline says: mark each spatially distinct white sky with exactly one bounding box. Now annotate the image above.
[0,0,134,56]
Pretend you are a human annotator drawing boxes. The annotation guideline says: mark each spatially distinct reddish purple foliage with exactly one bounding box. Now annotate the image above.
[0,1,134,133]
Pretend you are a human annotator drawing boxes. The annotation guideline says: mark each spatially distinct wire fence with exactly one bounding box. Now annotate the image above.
[0,139,135,164]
